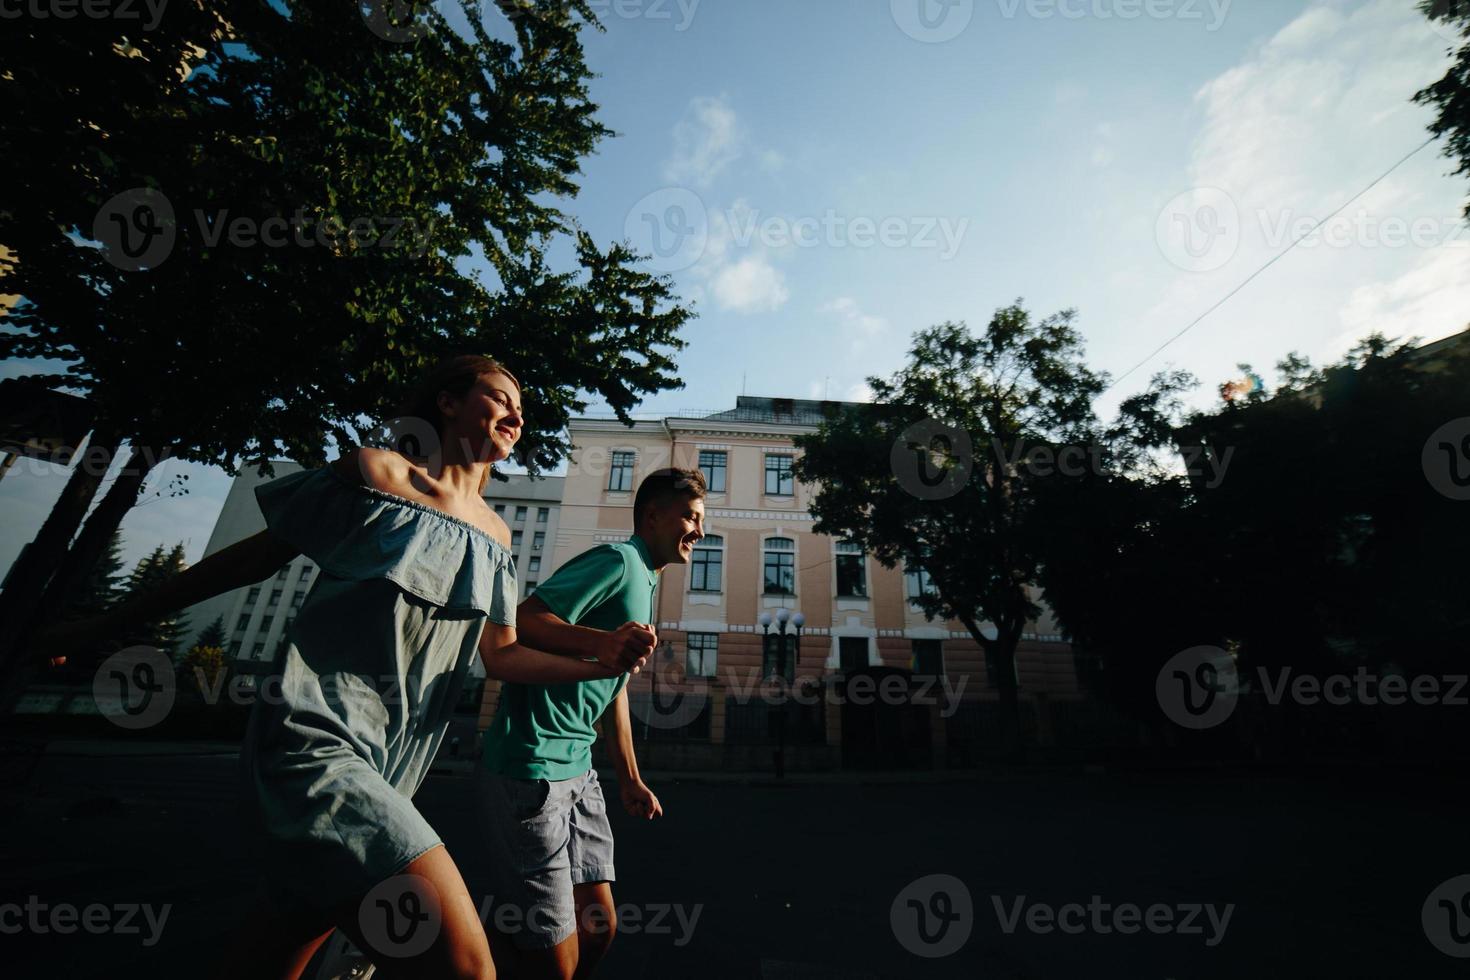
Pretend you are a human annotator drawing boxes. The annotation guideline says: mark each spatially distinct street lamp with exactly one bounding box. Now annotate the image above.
[759,607,803,779]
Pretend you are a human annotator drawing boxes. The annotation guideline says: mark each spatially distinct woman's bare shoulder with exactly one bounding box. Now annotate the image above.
[332,447,409,493]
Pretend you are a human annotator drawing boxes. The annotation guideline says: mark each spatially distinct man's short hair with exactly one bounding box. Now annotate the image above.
[633,467,707,528]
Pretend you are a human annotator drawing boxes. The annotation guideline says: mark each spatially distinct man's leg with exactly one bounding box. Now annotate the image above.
[571,881,617,980]
[475,767,581,980]
[566,769,618,979]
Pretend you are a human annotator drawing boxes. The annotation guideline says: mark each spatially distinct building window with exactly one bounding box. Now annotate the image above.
[764,632,797,682]
[835,540,867,598]
[511,530,523,548]
[532,531,545,551]
[251,642,265,658]
[764,454,794,496]
[526,580,538,591]
[514,505,527,521]
[839,637,868,672]
[236,615,250,633]
[905,565,937,600]
[687,632,718,677]
[292,591,306,609]
[246,586,260,604]
[528,556,541,573]
[229,640,241,656]
[911,640,943,677]
[698,450,727,493]
[276,567,289,580]
[494,504,505,514]
[300,563,314,575]
[690,534,724,592]
[608,451,635,492]
[763,537,795,595]
[269,589,282,606]
[536,507,549,524]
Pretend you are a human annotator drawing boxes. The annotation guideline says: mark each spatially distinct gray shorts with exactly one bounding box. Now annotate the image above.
[475,766,617,949]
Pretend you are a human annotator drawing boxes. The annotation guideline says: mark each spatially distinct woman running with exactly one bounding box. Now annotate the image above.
[46,355,652,979]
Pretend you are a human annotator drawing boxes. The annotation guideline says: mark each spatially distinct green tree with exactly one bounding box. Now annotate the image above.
[1033,334,1470,748]
[117,543,191,656]
[1416,1,1470,216]
[193,614,228,652]
[60,531,126,623]
[794,303,1105,755]
[1,2,693,681]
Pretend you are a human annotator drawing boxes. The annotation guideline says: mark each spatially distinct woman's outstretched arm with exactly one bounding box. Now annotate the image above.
[34,530,298,656]
[478,621,626,684]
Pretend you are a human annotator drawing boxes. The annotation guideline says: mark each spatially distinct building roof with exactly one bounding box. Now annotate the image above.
[675,395,862,428]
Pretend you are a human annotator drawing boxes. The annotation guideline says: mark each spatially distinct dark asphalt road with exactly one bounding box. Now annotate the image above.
[1,744,1465,978]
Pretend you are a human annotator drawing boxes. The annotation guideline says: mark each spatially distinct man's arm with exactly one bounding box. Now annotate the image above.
[478,622,625,684]
[604,686,662,820]
[516,594,655,675]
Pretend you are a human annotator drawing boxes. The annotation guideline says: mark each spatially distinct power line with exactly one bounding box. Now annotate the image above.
[1106,135,1441,393]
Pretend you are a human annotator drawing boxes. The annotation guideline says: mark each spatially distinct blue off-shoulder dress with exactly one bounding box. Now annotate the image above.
[239,466,517,916]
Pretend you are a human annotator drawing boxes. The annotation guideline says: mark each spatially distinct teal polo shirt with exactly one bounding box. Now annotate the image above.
[480,535,659,780]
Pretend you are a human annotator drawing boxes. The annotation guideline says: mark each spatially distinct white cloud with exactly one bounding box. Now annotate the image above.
[1091,122,1116,168]
[1134,0,1464,388]
[819,296,888,338]
[1334,245,1470,357]
[663,95,742,189]
[710,256,789,314]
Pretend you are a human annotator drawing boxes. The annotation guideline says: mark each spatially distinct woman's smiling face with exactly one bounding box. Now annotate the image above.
[442,371,523,463]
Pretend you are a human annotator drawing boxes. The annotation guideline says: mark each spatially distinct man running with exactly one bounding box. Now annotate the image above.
[477,467,707,979]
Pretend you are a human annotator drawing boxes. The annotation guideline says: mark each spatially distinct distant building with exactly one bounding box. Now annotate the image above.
[487,396,1086,771]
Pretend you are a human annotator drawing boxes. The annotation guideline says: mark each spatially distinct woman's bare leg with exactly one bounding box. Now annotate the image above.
[213,885,333,980]
[331,844,496,980]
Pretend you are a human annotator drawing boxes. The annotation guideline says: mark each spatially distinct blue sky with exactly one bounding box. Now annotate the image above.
[4,0,1467,578]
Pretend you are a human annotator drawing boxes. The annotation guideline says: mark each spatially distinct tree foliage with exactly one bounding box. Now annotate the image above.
[0,0,691,473]
[794,303,1111,749]
[1416,0,1470,218]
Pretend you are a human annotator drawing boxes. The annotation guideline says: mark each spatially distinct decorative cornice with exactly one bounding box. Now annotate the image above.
[707,508,815,522]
